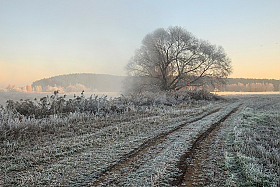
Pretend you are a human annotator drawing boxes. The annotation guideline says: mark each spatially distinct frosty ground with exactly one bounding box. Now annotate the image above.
[1,92,279,186]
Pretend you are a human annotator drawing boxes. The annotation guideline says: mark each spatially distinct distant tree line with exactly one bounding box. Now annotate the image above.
[224,82,275,92]
[226,78,280,91]
[32,73,125,92]
[1,74,279,93]
[0,84,43,93]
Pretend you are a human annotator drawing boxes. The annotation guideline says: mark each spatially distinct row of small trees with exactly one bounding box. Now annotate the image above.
[222,82,276,92]
[2,85,43,93]
[1,84,90,93]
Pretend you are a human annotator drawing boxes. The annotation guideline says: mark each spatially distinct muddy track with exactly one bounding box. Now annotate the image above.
[173,105,241,186]
[86,107,222,186]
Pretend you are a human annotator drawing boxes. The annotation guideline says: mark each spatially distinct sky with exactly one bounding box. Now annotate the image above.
[0,0,280,87]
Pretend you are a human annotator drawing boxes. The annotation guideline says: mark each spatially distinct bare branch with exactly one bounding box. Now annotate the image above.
[125,26,232,92]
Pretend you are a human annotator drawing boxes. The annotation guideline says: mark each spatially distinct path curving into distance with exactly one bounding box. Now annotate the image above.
[87,102,241,186]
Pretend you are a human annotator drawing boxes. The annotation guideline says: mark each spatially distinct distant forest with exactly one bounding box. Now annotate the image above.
[32,74,125,92]
[222,78,280,92]
[31,74,280,93]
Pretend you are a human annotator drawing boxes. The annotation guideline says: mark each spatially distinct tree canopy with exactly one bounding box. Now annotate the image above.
[126,26,232,92]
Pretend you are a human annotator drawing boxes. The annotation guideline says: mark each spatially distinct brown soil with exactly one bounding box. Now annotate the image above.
[179,122,219,186]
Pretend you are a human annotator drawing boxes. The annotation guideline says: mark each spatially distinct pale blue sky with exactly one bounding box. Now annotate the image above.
[1,0,280,87]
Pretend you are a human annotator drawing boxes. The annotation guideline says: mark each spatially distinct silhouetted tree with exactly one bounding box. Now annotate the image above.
[126,26,232,91]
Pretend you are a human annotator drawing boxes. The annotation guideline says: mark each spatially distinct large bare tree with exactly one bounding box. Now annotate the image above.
[126,26,232,91]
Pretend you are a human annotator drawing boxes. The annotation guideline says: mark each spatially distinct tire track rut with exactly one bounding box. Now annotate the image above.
[174,104,241,186]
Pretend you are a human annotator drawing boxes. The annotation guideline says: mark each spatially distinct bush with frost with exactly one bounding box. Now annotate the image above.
[4,90,220,119]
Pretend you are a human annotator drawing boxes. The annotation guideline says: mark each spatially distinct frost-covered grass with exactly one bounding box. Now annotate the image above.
[0,90,224,186]
[110,102,240,186]
[0,91,120,106]
[0,90,220,142]
[225,111,280,186]
[203,95,280,187]
[2,92,278,186]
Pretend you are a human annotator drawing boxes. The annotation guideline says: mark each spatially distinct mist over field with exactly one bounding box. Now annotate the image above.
[1,72,279,108]
[1,73,280,93]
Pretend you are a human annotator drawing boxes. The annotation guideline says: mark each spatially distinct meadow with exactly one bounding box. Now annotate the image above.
[0,91,121,106]
[0,91,279,186]
[213,91,280,96]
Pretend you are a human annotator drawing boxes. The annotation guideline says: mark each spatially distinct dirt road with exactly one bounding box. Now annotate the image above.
[88,102,241,186]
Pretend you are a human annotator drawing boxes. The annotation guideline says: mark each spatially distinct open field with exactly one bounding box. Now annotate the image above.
[213,91,280,96]
[0,92,121,106]
[1,92,280,186]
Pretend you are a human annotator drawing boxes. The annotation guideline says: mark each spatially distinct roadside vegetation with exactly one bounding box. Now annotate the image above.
[203,95,280,187]
[224,96,280,186]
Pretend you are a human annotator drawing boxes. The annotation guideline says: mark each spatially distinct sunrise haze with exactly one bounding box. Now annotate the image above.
[1,0,279,88]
